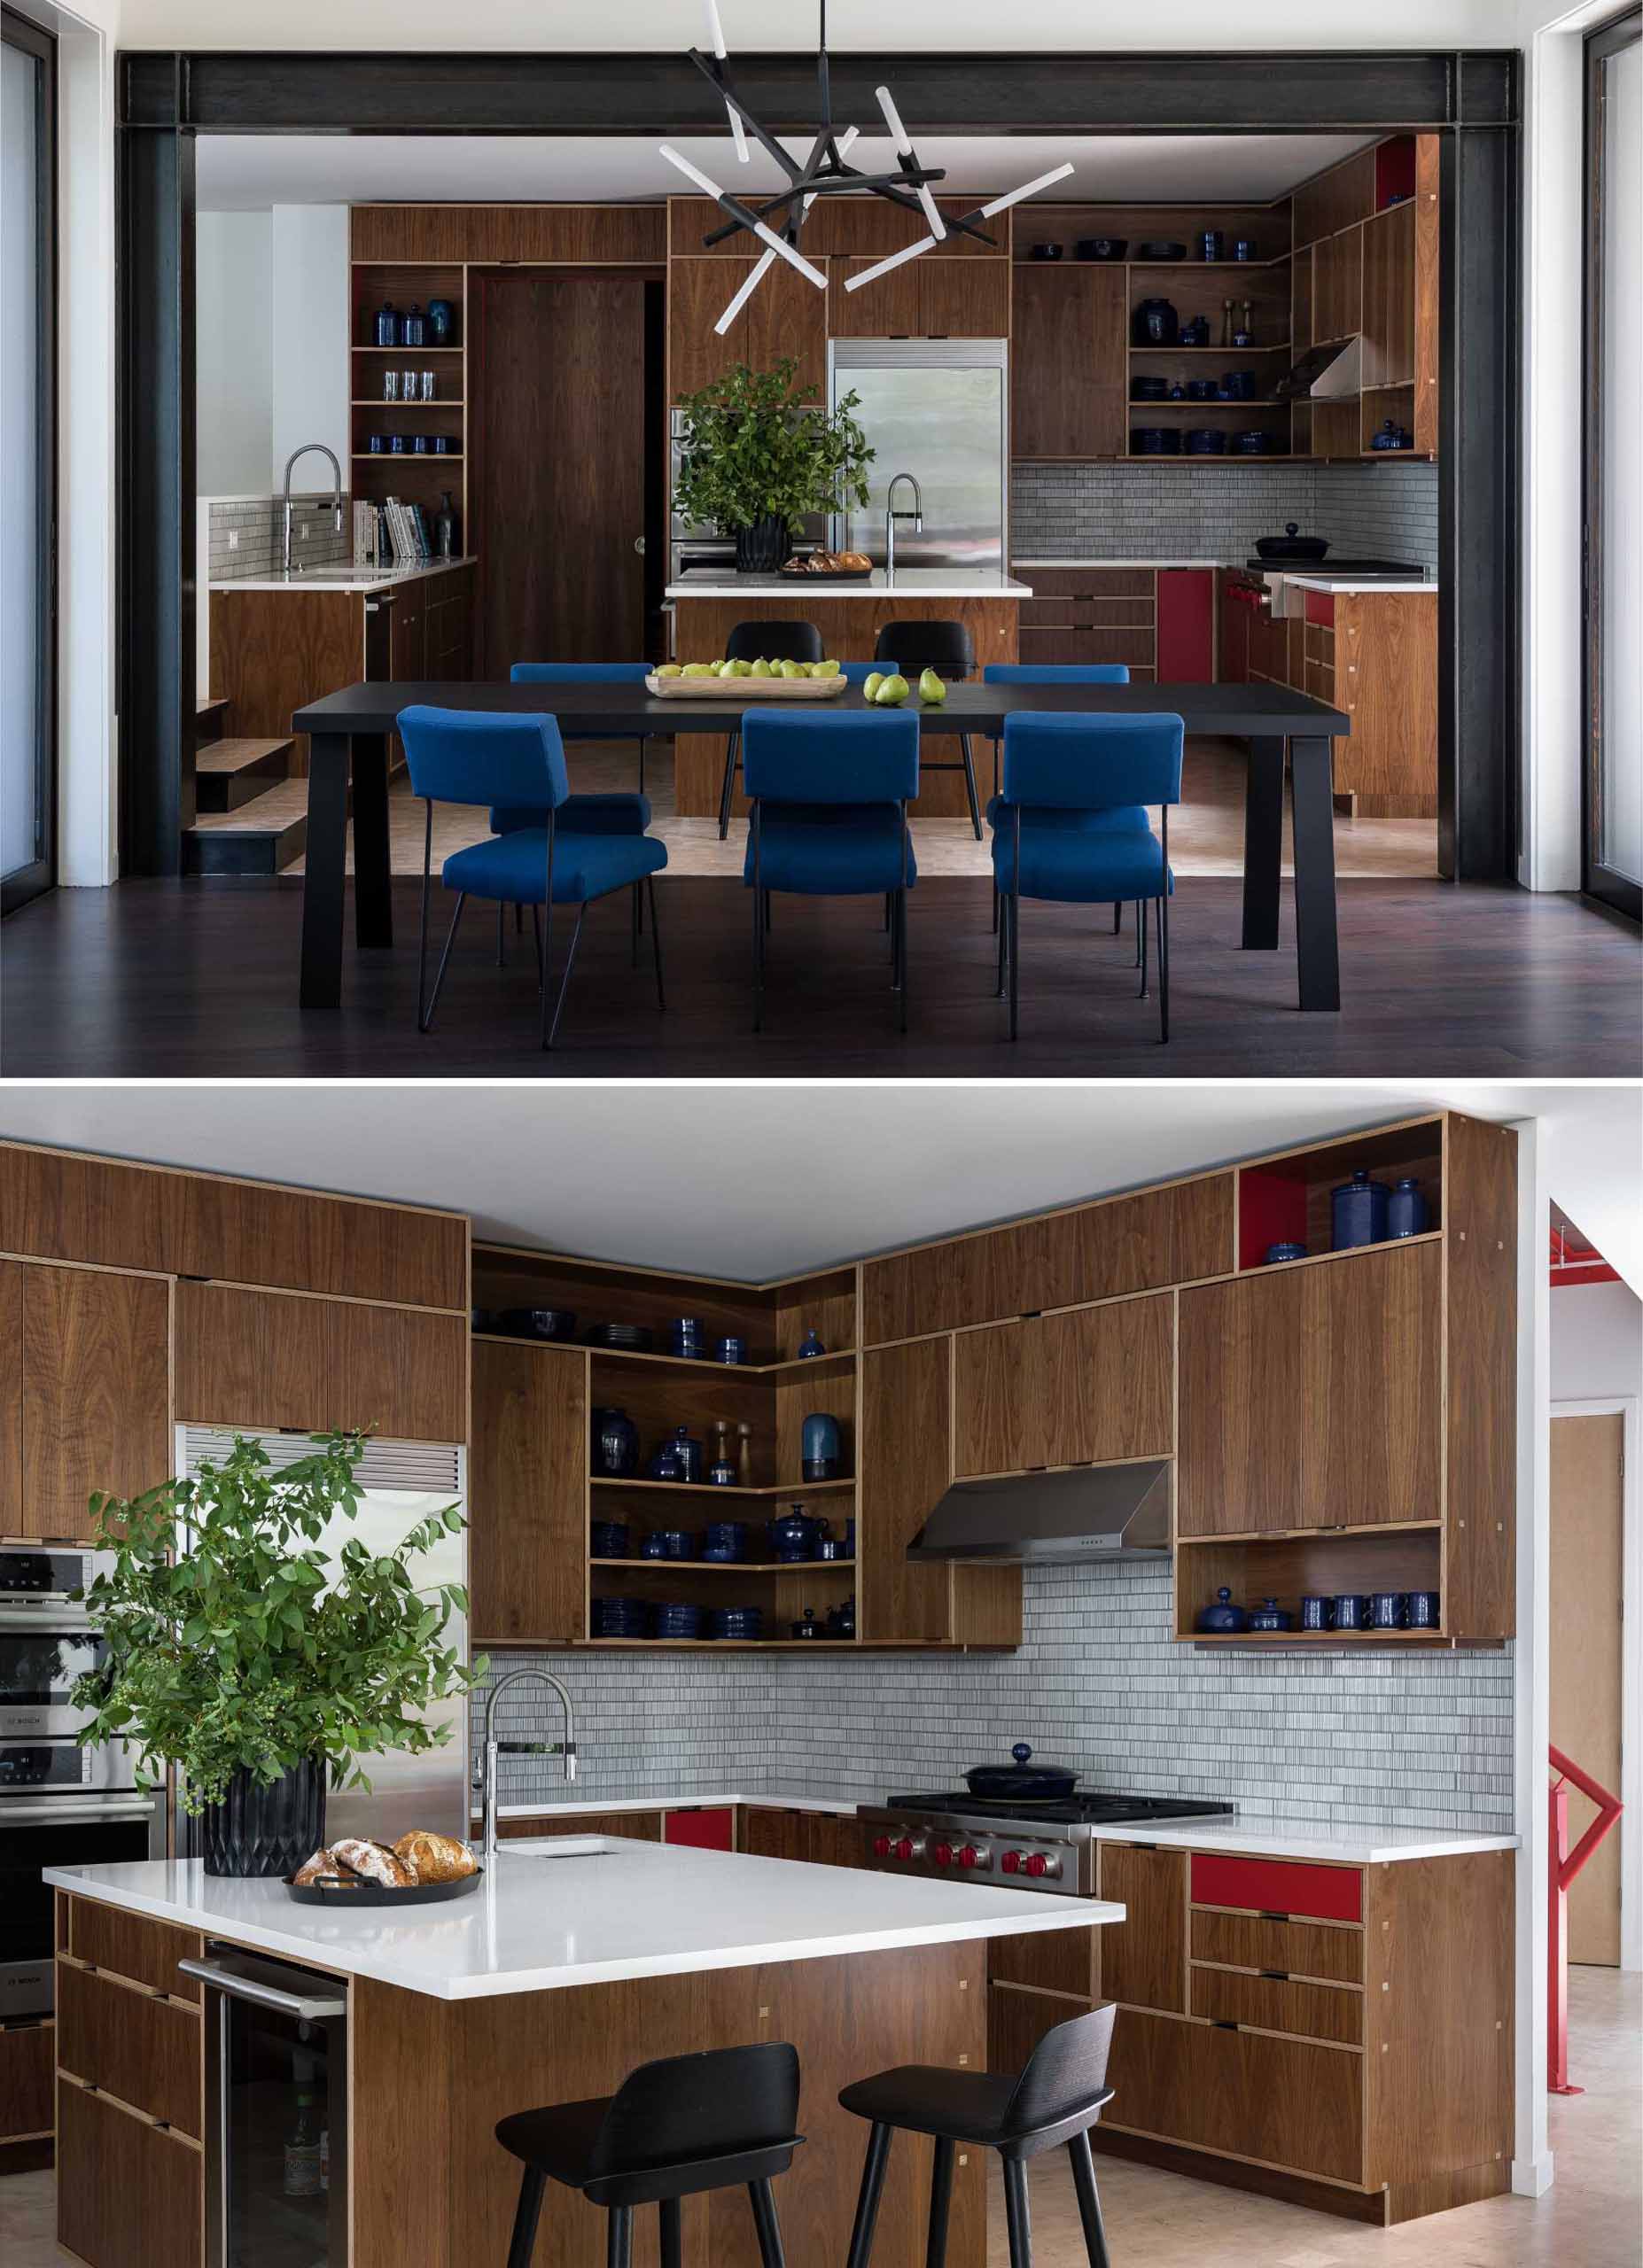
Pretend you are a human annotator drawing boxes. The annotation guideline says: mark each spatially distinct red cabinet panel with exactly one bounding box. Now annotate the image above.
[1191,1852,1362,1923]
[1156,569,1215,683]
[663,1805,735,1851]
[1304,590,1336,628]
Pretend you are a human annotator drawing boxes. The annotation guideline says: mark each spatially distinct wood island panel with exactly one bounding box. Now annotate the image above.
[67,1901,205,2002]
[0,1261,22,1532]
[0,2022,52,2142]
[496,1810,662,1842]
[1333,593,1438,818]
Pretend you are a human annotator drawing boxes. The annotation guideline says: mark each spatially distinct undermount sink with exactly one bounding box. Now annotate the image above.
[496,1835,627,1860]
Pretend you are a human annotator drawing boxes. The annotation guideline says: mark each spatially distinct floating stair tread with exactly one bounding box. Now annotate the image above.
[197,696,229,718]
[189,780,309,833]
[195,736,295,776]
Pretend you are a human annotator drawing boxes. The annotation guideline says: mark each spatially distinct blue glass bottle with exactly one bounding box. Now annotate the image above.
[402,303,427,347]
[1330,1167,1390,1249]
[374,302,401,347]
[1387,1177,1429,1239]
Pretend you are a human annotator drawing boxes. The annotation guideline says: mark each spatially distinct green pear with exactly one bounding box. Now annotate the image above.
[918,667,948,705]
[707,659,727,675]
[779,659,806,679]
[680,663,713,678]
[813,657,841,678]
[727,657,752,677]
[750,657,775,679]
[861,671,885,703]
[876,672,911,705]
[652,663,683,679]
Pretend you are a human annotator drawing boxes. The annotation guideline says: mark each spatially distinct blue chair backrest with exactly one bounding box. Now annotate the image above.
[397,706,570,812]
[742,707,919,805]
[510,662,652,685]
[984,664,1131,685]
[839,661,879,686]
[1001,711,1183,811]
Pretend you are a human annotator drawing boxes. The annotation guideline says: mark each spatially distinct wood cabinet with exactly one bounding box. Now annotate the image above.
[17,1266,170,1542]
[0,2021,52,2143]
[1011,266,1126,458]
[1156,569,1215,682]
[740,1806,863,1867]
[1177,1240,1441,1537]
[174,1281,466,1443]
[56,1961,201,2138]
[0,1261,21,1533]
[1097,1845,1187,2012]
[829,256,1008,339]
[953,1293,1174,1479]
[1016,567,1156,680]
[57,2078,202,2268]
[830,254,923,338]
[1107,2008,1365,2184]
[496,1810,661,1841]
[470,1340,586,1644]
[668,257,828,400]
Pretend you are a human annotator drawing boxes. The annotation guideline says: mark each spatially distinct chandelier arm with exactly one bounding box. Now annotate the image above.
[703,0,749,162]
[684,47,805,180]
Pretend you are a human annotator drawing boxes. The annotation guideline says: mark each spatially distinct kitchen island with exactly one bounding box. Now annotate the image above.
[666,569,1030,820]
[47,1837,1119,2268]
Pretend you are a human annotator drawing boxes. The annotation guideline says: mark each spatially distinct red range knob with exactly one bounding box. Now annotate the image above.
[872,1835,892,1859]
[894,1837,915,1862]
[959,1845,981,1868]
[1001,1850,1022,1874]
[1025,1852,1049,1878]
[933,1842,954,1868]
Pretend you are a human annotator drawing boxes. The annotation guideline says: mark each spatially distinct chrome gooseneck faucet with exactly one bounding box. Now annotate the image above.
[481,1668,578,1864]
[884,470,923,586]
[282,443,344,577]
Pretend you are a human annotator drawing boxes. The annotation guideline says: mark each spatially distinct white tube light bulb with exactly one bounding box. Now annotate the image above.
[875,84,946,241]
[660,144,825,287]
[703,0,750,161]
[660,143,725,200]
[844,233,937,291]
[977,162,1076,219]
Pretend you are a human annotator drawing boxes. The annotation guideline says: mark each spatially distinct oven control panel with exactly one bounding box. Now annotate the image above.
[860,1812,1086,1895]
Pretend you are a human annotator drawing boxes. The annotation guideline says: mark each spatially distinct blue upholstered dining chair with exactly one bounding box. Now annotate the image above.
[510,661,655,790]
[992,710,1183,1045]
[396,706,666,1052]
[741,706,919,1035]
[983,663,1138,944]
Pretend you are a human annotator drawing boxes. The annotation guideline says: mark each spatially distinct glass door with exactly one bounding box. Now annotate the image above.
[0,8,55,913]
[1584,7,1642,920]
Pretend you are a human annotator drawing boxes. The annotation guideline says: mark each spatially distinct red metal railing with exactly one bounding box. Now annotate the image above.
[1548,1744,1624,2093]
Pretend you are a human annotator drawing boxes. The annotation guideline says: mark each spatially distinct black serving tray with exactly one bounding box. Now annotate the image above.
[284,1866,483,1907]
[777,564,875,583]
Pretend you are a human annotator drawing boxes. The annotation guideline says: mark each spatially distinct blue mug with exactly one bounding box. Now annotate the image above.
[1368,1591,1406,1629]
[1299,1594,1333,1630]
[388,432,407,454]
[1332,1593,1370,1631]
[715,1336,746,1364]
[432,434,452,454]
[368,433,386,454]
[1406,1589,1440,1628]
[1234,238,1256,260]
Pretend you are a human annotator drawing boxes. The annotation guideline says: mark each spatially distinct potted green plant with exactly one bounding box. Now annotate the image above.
[673,356,875,572]
[71,1432,482,1878]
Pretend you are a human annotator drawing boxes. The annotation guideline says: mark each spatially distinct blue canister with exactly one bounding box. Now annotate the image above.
[1387,1177,1429,1239]
[389,432,407,454]
[411,434,429,454]
[669,1425,704,1484]
[715,1336,746,1364]
[402,303,427,347]
[1368,1591,1406,1629]
[1250,1596,1293,1631]
[426,297,456,344]
[1331,1167,1390,1250]
[1264,1241,1306,1265]
[594,1406,639,1476]
[647,1440,685,1482]
[1199,229,1224,260]
[1332,1593,1369,1632]
[1406,1588,1440,1629]
[368,433,386,454]
[669,1316,706,1358]
[1299,1594,1333,1631]
[797,1329,827,1359]
[768,1506,819,1561]
[1195,1587,1249,1635]
[373,302,401,346]
[801,1412,841,1481]
[708,1456,737,1486]
[1234,238,1256,260]
[432,434,452,454]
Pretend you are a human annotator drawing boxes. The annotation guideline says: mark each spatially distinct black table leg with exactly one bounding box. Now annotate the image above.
[1289,734,1341,1012]
[1241,734,1284,951]
[351,733,393,950]
[300,732,352,1010]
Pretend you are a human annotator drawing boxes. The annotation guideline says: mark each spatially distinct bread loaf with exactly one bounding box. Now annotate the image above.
[329,1837,416,1888]
[393,1830,476,1884]
[292,1848,338,1886]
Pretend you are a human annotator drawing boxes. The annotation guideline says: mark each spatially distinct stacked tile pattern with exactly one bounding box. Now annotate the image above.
[1010,462,1438,575]
[206,494,353,581]
[474,1559,1513,1835]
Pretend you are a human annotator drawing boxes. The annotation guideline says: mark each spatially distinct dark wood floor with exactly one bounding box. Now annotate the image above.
[1,875,1637,1079]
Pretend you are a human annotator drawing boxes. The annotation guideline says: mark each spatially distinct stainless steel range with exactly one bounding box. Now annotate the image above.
[860,1790,1235,1897]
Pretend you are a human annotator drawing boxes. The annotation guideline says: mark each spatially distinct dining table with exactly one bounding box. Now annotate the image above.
[288,678,1352,1016]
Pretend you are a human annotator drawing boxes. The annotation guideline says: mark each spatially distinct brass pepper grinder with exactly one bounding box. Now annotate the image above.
[709,1419,735,1484]
[1242,298,1255,346]
[736,1421,755,1489]
[1220,297,1234,347]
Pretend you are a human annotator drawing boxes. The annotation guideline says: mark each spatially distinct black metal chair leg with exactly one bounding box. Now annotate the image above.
[884,890,892,931]
[541,904,585,1051]
[1158,891,1170,1045]
[514,901,524,935]
[1133,898,1142,967]
[637,735,647,799]
[996,888,1008,997]
[959,734,981,839]
[606,2204,633,2268]
[1002,2157,1032,2268]
[504,2168,546,2268]
[418,893,466,1033]
[530,904,544,983]
[647,874,666,1011]
[1067,2132,1111,2268]
[845,2122,893,2268]
[748,2178,787,2268]
[751,883,765,1037]
[717,731,739,840]
[926,2135,955,2268]
[1111,901,1122,935]
[1138,892,1149,998]
[763,889,773,933]
[898,890,909,1033]
[658,2197,682,2268]
[415,804,434,1028]
[1008,892,1020,1041]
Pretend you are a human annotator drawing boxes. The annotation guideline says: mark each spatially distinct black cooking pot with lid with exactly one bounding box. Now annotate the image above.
[1254,521,1330,562]
[963,1743,1080,1801]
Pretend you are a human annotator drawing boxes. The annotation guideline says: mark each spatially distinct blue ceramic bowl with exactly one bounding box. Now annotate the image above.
[1264,1241,1306,1264]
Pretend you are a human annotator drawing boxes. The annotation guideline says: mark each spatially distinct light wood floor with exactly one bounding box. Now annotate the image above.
[289,737,1439,882]
[1,1969,1634,2267]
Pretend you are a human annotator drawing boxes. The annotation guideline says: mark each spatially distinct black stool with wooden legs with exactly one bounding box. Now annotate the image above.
[840,2004,1116,2268]
[496,2040,802,2268]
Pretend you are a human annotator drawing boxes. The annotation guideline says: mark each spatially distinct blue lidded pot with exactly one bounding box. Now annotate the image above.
[1195,1586,1249,1635]
[801,1411,841,1481]
[670,1425,704,1484]
[374,302,401,346]
[669,1316,706,1357]
[1406,1589,1440,1629]
[1299,1594,1333,1631]
[402,302,427,347]
[1331,1167,1390,1250]
[594,1406,639,1476]
[768,1505,820,1561]
[1250,1597,1292,1631]
[1387,1177,1429,1239]
[647,1439,686,1483]
[1368,1591,1406,1629]
[797,1329,827,1359]
[1264,1241,1306,1264]
[1200,229,1224,260]
[1332,1593,1370,1632]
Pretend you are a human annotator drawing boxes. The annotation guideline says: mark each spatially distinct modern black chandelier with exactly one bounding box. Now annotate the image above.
[660,0,1072,335]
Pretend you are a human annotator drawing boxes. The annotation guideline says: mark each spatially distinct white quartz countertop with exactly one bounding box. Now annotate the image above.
[45,1845,1121,2002]
[208,555,477,595]
[479,1784,876,1821]
[1277,572,1438,594]
[1011,557,1236,570]
[667,570,1032,600]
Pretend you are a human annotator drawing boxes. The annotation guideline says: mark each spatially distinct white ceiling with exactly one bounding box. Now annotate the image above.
[193,131,1377,213]
[1,1085,1636,1288]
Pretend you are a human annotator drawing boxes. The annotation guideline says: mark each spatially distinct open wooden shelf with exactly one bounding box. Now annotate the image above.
[591,1557,855,1573]
[590,1476,856,1500]
[1234,1116,1443,1271]
[1130,342,1292,354]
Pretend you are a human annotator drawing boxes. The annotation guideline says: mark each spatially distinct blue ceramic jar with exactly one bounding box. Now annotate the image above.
[1195,1586,1248,1634]
[715,1336,746,1364]
[1387,1177,1429,1239]
[768,1506,819,1561]
[1250,1597,1292,1631]
[374,302,401,346]
[801,1412,841,1481]
[594,1407,639,1476]
[401,303,427,347]
[797,1329,827,1359]
[1331,1168,1390,1249]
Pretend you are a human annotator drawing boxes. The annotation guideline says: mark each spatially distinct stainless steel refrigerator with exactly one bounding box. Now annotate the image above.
[175,1428,471,1849]
[828,339,1009,572]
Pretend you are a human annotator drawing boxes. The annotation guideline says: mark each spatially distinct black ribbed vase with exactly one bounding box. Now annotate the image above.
[733,515,790,573]
[201,1759,327,1878]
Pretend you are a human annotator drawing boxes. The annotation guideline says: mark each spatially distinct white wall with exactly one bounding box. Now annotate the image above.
[269,203,349,485]
[1551,1278,1643,1400]
[195,211,273,494]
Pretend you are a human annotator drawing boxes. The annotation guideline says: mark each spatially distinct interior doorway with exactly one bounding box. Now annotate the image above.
[1550,1408,1626,1966]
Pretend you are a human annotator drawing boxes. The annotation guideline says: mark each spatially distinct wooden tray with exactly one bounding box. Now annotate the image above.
[644,673,848,700]
[284,1866,484,1907]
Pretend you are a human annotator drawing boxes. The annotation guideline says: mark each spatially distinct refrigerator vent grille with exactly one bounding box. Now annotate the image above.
[180,1427,463,1495]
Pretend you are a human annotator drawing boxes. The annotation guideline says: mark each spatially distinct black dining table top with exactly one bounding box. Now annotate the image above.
[292,678,1351,741]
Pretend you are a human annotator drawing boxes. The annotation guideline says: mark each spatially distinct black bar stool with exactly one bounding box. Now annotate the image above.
[496,2040,803,2268]
[716,619,826,837]
[839,2004,1116,2268]
[873,620,983,838]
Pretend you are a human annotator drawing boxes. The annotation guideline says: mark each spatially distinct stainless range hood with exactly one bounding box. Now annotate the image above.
[908,1460,1172,1564]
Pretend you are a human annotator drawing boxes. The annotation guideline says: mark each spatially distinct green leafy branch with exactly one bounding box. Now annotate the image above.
[672,356,875,538]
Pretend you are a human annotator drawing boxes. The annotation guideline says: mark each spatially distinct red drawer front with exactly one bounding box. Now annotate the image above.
[1191,1852,1361,1922]
[663,1805,734,1851]
[1304,591,1336,628]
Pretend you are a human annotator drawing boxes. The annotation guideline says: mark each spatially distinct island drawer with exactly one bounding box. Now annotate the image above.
[57,1960,202,2138]
[1189,1907,1363,1984]
[497,1809,662,1842]
[57,2075,203,2268]
[67,1899,205,2002]
[1190,1853,1362,1923]
[1189,1962,1363,2046]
